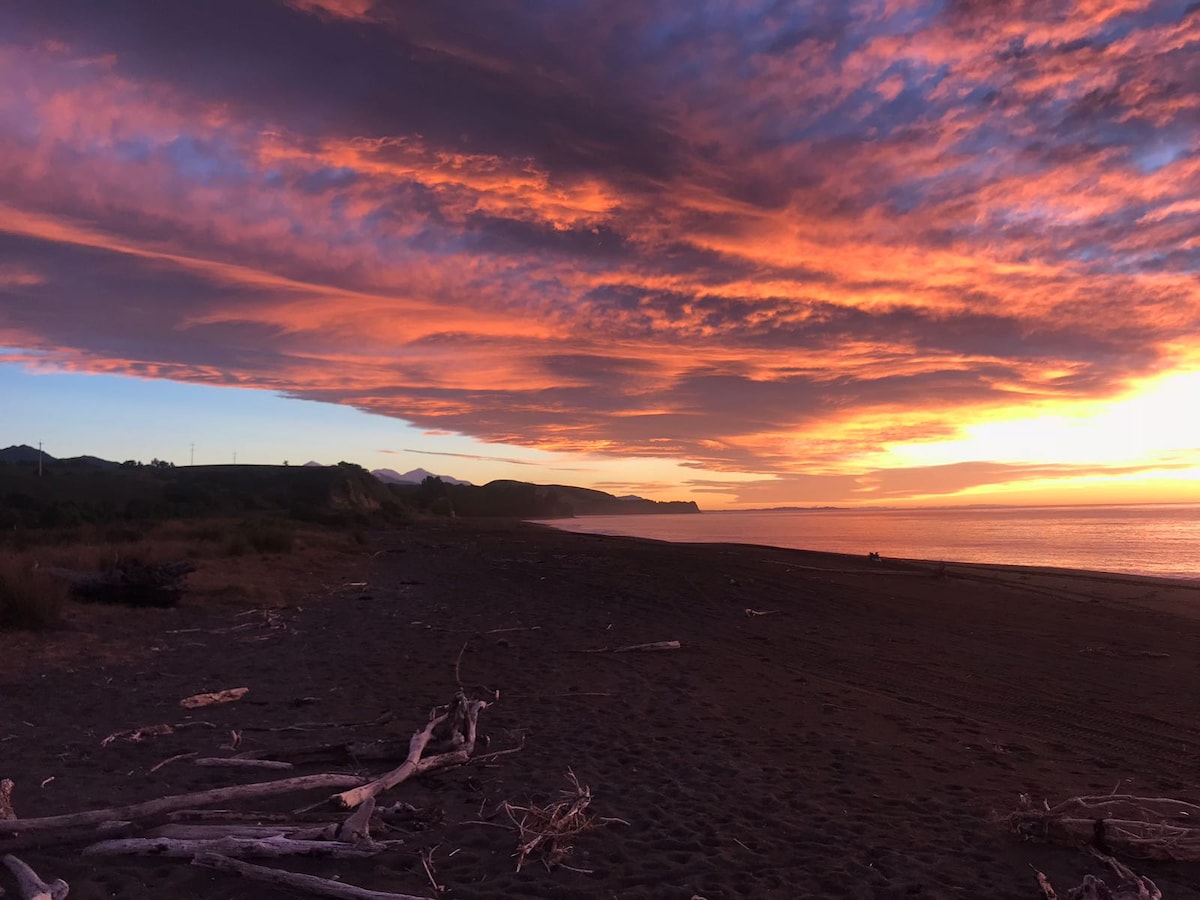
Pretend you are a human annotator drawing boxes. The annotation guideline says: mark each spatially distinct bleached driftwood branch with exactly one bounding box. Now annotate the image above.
[180,688,248,709]
[194,758,293,770]
[0,774,367,837]
[577,640,682,654]
[1035,849,1161,899]
[1,854,69,900]
[144,823,334,841]
[335,796,376,843]
[82,834,392,859]
[192,853,432,900]
[332,693,488,809]
[614,640,681,652]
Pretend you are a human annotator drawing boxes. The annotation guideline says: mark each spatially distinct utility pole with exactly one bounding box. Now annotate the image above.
[233,451,237,465]
[38,441,43,477]
[190,443,195,466]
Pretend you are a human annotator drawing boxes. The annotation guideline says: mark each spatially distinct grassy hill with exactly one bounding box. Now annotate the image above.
[389,477,700,518]
[0,445,699,533]
[0,459,406,531]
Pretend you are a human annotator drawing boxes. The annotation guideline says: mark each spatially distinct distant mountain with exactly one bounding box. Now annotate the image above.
[0,444,51,464]
[303,461,324,467]
[531,482,699,516]
[372,467,472,486]
[1,445,120,469]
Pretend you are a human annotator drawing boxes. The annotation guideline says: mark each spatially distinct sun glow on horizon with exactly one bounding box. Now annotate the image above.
[871,371,1200,472]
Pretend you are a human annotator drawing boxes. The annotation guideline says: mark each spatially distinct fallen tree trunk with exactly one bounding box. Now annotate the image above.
[0,773,367,837]
[193,853,431,900]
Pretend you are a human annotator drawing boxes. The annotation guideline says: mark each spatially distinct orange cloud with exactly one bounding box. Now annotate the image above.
[2,2,1199,504]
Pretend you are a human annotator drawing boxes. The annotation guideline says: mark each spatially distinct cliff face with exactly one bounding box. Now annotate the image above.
[324,465,386,511]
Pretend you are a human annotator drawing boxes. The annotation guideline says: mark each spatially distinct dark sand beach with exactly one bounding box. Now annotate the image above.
[4,519,1200,898]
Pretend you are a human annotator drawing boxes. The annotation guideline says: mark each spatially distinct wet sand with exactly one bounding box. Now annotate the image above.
[3,518,1200,898]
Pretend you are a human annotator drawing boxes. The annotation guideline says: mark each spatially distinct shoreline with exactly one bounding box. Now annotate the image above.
[536,516,1200,580]
[533,517,1200,587]
[3,517,1200,898]
[530,507,1200,582]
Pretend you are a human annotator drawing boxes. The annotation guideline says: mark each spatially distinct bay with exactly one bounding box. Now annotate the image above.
[533,503,1200,581]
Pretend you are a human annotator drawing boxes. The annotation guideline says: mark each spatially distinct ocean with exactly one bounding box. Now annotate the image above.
[533,503,1200,581]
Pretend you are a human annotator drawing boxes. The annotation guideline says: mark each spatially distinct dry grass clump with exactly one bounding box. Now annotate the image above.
[0,556,68,630]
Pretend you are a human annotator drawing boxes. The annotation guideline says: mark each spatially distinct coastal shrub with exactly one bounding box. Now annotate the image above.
[250,524,295,554]
[0,558,68,630]
[101,524,146,544]
[224,534,250,557]
[177,521,226,543]
[428,496,455,517]
[231,521,296,555]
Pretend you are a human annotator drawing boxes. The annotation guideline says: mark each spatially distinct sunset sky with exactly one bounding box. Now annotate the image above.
[1,1,1198,508]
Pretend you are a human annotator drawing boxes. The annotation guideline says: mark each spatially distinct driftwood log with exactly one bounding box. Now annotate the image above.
[144,823,336,841]
[194,758,292,770]
[1,854,69,900]
[335,797,376,843]
[577,640,682,654]
[82,834,392,859]
[0,774,366,836]
[192,853,432,900]
[2,692,498,897]
[180,688,248,709]
[236,737,412,766]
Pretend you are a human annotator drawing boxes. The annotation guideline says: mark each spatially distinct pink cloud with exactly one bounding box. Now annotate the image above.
[1,2,1198,499]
